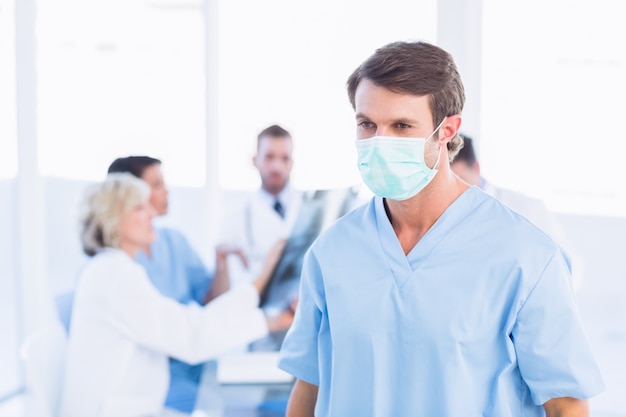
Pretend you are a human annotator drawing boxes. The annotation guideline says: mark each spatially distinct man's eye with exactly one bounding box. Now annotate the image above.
[358,121,374,129]
[397,123,411,129]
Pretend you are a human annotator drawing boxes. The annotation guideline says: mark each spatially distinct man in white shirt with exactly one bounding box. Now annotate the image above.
[451,135,584,291]
[220,124,303,349]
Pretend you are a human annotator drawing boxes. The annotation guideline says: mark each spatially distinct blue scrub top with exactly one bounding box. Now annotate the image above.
[135,227,214,413]
[279,187,604,417]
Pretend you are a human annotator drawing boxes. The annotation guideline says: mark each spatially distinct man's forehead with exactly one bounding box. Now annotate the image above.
[355,80,431,114]
[259,134,292,146]
[355,102,432,127]
[258,136,293,154]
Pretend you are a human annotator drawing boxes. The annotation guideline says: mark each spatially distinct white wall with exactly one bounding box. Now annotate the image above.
[0,181,21,397]
[558,213,626,414]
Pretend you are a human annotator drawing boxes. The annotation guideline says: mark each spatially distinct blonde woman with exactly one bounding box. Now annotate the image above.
[60,173,285,417]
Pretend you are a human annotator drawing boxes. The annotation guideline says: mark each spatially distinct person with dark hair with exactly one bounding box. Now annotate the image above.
[61,173,283,417]
[254,124,294,197]
[219,124,303,350]
[108,155,162,180]
[106,156,267,414]
[277,40,603,417]
[451,135,583,290]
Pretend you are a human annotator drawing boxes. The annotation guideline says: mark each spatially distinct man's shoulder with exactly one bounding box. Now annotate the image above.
[153,227,193,250]
[312,198,374,246]
[467,188,561,261]
[483,181,548,213]
[482,181,563,238]
[155,226,186,240]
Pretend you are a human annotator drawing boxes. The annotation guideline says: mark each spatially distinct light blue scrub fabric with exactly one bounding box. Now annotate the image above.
[135,227,214,413]
[279,186,604,417]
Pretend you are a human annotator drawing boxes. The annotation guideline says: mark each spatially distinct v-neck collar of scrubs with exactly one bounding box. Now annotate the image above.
[373,186,483,286]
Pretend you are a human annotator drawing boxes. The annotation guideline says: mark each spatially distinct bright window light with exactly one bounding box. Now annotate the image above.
[36,0,207,187]
[481,0,626,217]
[216,0,438,191]
[0,0,18,180]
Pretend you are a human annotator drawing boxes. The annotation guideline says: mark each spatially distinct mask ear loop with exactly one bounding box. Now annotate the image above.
[428,117,447,170]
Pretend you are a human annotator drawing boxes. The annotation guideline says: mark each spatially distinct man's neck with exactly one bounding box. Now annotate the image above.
[261,184,288,198]
[385,172,468,254]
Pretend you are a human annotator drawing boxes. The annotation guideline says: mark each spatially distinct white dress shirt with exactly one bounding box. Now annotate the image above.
[220,186,303,288]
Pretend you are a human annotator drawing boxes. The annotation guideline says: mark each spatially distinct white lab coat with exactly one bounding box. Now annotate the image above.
[482,180,584,290]
[220,186,303,287]
[60,248,268,417]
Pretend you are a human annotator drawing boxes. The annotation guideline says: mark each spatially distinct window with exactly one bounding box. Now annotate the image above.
[216,0,439,191]
[0,0,18,179]
[0,0,23,399]
[481,0,626,217]
[36,0,207,187]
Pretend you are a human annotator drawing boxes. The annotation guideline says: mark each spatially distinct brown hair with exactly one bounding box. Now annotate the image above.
[257,124,292,149]
[346,41,466,160]
[107,155,161,179]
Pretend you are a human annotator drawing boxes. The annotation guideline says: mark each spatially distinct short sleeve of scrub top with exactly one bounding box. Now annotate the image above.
[278,248,325,385]
[512,249,604,404]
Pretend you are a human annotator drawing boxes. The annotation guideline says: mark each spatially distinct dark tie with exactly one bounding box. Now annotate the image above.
[273,199,285,218]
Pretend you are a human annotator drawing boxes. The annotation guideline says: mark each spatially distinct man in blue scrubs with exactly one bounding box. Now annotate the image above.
[278,41,604,417]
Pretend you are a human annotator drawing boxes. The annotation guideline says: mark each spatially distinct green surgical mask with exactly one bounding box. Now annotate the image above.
[355,119,445,201]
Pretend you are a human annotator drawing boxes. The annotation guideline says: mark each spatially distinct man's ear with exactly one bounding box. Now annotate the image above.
[473,161,481,175]
[439,114,462,144]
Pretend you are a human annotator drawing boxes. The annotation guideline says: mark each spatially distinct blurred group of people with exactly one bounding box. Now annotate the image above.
[60,125,302,416]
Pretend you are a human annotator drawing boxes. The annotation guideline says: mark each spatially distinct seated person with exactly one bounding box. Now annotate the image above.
[107,155,244,411]
[60,173,287,417]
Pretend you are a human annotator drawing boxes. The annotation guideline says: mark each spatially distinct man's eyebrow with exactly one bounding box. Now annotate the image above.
[392,117,420,125]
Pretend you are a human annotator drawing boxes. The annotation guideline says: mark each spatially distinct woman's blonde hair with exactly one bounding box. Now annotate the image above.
[79,173,151,256]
